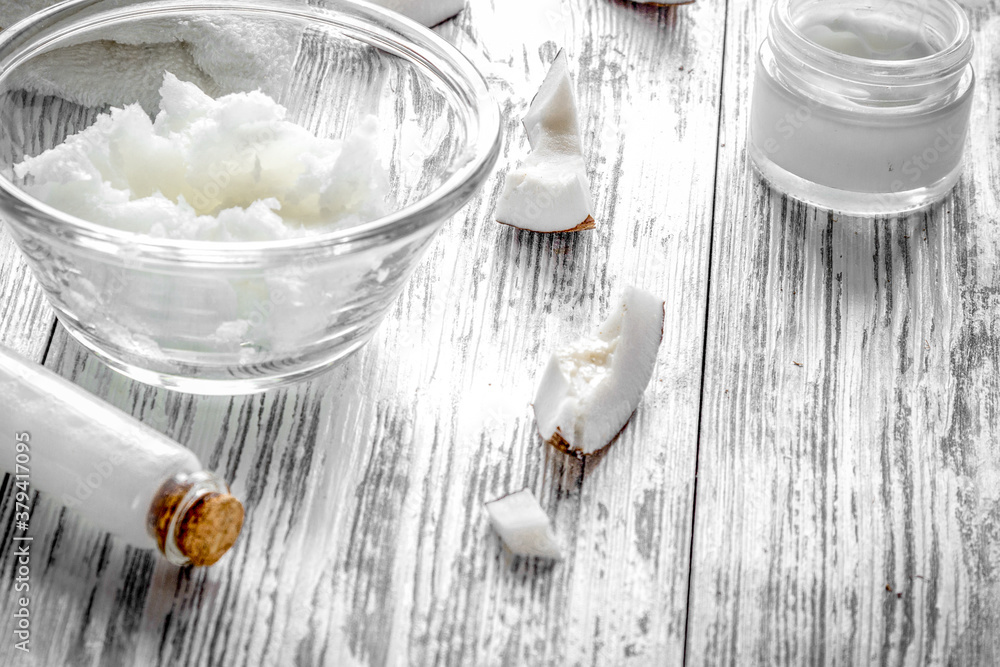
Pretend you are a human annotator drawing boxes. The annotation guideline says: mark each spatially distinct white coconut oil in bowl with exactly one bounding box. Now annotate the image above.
[749,0,975,214]
[0,0,500,395]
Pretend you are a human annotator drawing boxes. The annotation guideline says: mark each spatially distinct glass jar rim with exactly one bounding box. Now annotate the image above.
[0,0,502,262]
[769,0,974,84]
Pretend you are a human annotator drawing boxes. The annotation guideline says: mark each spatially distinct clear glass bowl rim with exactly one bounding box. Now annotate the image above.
[0,0,502,261]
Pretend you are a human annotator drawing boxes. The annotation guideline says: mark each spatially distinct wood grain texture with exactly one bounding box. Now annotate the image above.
[6,0,1000,665]
[0,1,725,665]
[0,227,52,360]
[686,0,1000,665]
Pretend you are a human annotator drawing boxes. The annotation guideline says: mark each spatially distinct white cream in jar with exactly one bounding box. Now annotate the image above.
[749,0,975,214]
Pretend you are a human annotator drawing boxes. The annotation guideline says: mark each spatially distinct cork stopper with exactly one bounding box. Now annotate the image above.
[149,474,245,567]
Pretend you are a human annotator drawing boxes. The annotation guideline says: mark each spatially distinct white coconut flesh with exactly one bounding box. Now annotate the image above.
[534,286,665,456]
[485,489,562,559]
[495,50,596,233]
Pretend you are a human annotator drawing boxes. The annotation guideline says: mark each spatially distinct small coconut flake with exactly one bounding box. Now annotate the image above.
[485,489,562,559]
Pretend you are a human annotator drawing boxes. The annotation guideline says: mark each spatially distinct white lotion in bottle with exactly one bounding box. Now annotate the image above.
[0,346,243,566]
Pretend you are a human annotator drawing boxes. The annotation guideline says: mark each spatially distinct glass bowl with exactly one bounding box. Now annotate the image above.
[0,0,500,394]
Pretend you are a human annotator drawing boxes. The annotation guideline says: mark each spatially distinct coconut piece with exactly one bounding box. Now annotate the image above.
[495,50,596,233]
[372,0,467,26]
[534,286,665,456]
[485,489,562,559]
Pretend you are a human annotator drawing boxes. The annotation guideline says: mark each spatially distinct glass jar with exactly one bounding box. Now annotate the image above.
[749,0,975,214]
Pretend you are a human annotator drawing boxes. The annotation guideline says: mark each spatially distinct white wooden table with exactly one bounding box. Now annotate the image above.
[2,0,999,664]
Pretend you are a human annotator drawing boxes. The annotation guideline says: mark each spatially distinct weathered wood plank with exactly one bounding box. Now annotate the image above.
[0,229,51,359]
[0,0,725,665]
[686,0,1000,664]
